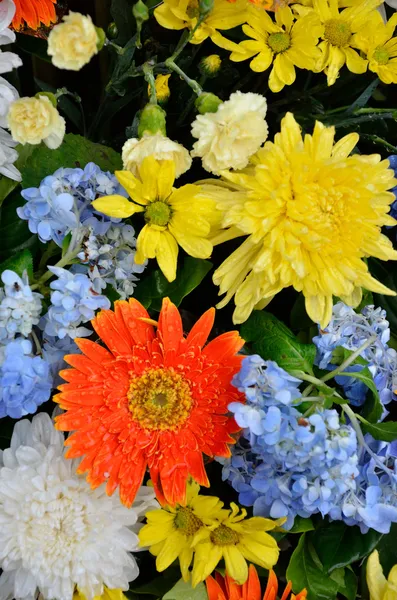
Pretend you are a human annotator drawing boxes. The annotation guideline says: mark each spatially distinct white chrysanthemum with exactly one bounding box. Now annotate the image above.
[0,126,21,181]
[0,28,22,75]
[0,413,158,600]
[0,0,15,30]
[122,133,192,178]
[0,76,18,128]
[191,91,268,175]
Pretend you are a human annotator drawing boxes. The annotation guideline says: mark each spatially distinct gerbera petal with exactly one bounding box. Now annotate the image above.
[115,299,156,346]
[92,309,133,356]
[203,331,245,362]
[206,576,227,600]
[158,297,184,353]
[186,307,215,349]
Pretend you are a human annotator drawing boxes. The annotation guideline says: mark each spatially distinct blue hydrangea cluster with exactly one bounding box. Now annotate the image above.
[41,266,110,339]
[223,354,397,533]
[42,335,80,387]
[17,163,126,245]
[313,302,397,408]
[76,223,146,299]
[0,338,52,419]
[0,270,42,341]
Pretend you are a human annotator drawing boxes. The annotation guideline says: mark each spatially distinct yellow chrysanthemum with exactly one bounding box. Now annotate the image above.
[354,12,397,83]
[138,481,226,581]
[191,502,283,587]
[228,6,322,92]
[92,156,217,282]
[74,588,128,600]
[367,550,397,600]
[310,0,381,85]
[203,112,397,327]
[154,0,247,46]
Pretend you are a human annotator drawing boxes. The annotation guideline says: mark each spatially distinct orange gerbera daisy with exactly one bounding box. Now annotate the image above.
[12,0,57,31]
[206,565,307,600]
[55,297,245,507]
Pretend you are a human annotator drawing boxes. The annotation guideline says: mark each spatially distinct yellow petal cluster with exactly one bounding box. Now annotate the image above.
[367,550,397,600]
[354,11,397,83]
[47,12,99,71]
[92,156,218,282]
[74,589,128,600]
[203,112,397,327]
[138,481,282,587]
[154,0,247,47]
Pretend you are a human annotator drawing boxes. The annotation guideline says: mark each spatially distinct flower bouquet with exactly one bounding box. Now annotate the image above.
[1,0,397,599]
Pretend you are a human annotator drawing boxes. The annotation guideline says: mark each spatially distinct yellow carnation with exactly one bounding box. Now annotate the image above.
[191,91,268,175]
[122,133,192,178]
[48,12,99,71]
[7,95,65,149]
[203,112,397,327]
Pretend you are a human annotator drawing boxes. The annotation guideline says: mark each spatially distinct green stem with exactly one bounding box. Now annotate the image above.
[143,62,157,104]
[360,134,397,153]
[31,248,81,291]
[165,58,202,96]
[321,334,377,383]
[105,40,125,55]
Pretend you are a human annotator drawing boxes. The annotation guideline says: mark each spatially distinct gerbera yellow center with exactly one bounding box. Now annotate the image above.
[267,32,291,53]
[174,507,203,535]
[128,368,193,430]
[373,45,390,65]
[210,524,240,546]
[145,201,172,227]
[324,19,351,47]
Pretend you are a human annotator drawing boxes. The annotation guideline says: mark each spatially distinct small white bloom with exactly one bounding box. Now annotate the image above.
[0,413,158,600]
[0,269,43,340]
[8,95,66,149]
[191,91,268,175]
[0,126,21,181]
[122,133,192,178]
[0,76,18,127]
[0,0,15,30]
[48,12,99,71]
[0,28,22,74]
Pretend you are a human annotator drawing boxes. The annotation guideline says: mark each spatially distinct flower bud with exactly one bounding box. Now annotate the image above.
[133,0,149,23]
[138,103,167,137]
[148,74,171,104]
[107,22,119,39]
[199,55,221,78]
[199,0,214,17]
[95,26,106,51]
[195,92,222,114]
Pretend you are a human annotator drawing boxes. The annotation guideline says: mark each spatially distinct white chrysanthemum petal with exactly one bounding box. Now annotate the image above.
[191,91,268,175]
[0,414,158,600]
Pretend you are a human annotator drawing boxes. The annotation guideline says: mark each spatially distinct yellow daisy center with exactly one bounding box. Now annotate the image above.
[373,45,390,65]
[267,32,291,53]
[210,524,240,546]
[128,368,193,430]
[145,201,172,227]
[324,19,351,47]
[174,507,203,535]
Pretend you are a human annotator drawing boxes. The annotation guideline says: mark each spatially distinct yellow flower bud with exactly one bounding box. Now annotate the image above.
[7,95,65,149]
[148,74,171,104]
[47,12,100,71]
[199,55,221,77]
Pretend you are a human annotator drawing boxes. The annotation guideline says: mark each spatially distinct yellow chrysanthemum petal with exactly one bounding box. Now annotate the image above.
[91,195,144,218]
[156,530,187,571]
[223,545,248,584]
[179,546,194,582]
[367,551,388,600]
[115,170,147,205]
[155,230,179,282]
[136,224,161,261]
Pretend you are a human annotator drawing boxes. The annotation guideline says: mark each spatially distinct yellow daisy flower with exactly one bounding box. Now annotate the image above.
[204,112,397,327]
[191,502,283,587]
[138,481,226,581]
[228,6,323,92]
[354,12,397,83]
[92,156,216,282]
[154,0,247,47]
[310,0,382,85]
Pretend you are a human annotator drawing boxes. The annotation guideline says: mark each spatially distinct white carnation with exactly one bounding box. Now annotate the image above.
[122,133,192,178]
[0,413,158,600]
[191,91,268,175]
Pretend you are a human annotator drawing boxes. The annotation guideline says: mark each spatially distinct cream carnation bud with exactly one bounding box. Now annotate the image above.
[122,133,192,178]
[8,94,65,149]
[191,90,268,175]
[48,12,100,71]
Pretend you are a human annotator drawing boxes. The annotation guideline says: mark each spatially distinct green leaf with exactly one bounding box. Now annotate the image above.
[0,145,35,206]
[346,78,379,114]
[289,517,315,534]
[357,415,397,442]
[313,521,383,573]
[20,135,122,189]
[110,0,136,45]
[286,534,339,600]
[162,579,207,600]
[0,188,40,262]
[15,33,51,62]
[338,369,382,423]
[0,249,33,279]
[338,568,358,600]
[240,311,316,375]
[331,346,368,368]
[130,569,180,597]
[134,257,212,311]
[375,523,397,576]
[106,36,138,96]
